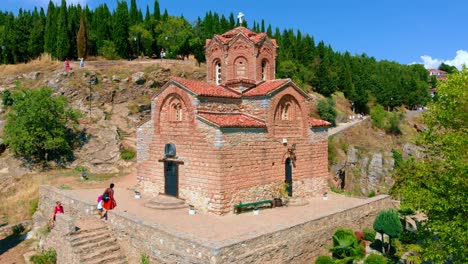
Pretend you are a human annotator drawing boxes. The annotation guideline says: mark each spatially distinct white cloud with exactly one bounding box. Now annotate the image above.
[415,50,468,70]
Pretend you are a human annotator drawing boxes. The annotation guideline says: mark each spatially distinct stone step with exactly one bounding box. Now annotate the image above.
[144,193,188,210]
[71,232,112,247]
[73,236,117,254]
[80,244,121,262]
[69,228,108,243]
[83,252,127,264]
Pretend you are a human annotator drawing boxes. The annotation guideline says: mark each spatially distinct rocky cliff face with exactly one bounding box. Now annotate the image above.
[0,61,205,174]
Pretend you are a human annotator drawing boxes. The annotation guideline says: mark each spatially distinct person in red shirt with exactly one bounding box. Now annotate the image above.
[51,201,64,228]
[102,183,117,220]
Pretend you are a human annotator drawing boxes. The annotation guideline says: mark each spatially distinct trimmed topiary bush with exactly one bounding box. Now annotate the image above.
[364,254,388,264]
[315,255,334,264]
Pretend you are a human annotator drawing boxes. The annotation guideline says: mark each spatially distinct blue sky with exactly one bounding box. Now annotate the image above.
[4,0,468,69]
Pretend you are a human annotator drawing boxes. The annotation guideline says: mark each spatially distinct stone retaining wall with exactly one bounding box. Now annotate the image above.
[37,185,393,263]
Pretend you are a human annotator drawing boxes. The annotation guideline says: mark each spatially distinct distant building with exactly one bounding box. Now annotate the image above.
[136,27,331,215]
[428,69,448,81]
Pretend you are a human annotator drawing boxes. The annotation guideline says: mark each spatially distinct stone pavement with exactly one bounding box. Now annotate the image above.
[65,187,384,247]
[328,117,367,136]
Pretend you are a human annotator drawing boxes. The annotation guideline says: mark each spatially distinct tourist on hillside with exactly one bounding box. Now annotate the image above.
[64,58,72,70]
[51,201,64,229]
[97,194,103,218]
[160,49,166,60]
[79,57,84,68]
[102,183,117,220]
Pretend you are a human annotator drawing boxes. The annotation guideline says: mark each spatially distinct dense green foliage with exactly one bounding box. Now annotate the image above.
[329,228,364,260]
[30,248,57,264]
[0,1,429,109]
[373,209,402,238]
[3,87,80,165]
[364,254,387,264]
[392,68,468,263]
[370,105,403,135]
[317,98,337,126]
[315,256,334,264]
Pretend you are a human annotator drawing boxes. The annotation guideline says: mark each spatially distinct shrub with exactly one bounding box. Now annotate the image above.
[370,105,387,129]
[368,190,376,197]
[386,112,403,135]
[74,165,87,172]
[315,255,334,264]
[30,248,57,264]
[141,253,150,264]
[329,228,364,259]
[3,87,80,166]
[364,228,376,242]
[120,148,136,161]
[373,209,403,239]
[12,224,25,235]
[2,90,14,107]
[100,40,119,60]
[391,149,403,169]
[317,98,337,126]
[364,254,387,264]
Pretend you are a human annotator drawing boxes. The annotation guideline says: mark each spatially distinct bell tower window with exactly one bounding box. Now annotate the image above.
[215,61,222,85]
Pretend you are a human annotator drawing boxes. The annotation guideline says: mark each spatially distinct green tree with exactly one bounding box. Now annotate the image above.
[317,98,337,127]
[3,87,80,165]
[392,68,468,263]
[28,7,45,59]
[373,209,402,255]
[76,13,88,58]
[112,1,129,58]
[155,16,192,58]
[438,62,458,74]
[55,0,70,60]
[43,1,56,56]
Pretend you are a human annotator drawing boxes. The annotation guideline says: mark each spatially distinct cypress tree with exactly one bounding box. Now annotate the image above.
[129,0,138,26]
[228,13,235,28]
[44,1,56,56]
[261,19,265,32]
[13,9,32,63]
[112,1,129,58]
[55,0,70,60]
[153,0,160,21]
[28,7,45,59]
[92,4,111,56]
[76,13,88,58]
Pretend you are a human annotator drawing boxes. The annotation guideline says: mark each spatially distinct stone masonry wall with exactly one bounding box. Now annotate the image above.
[37,186,394,264]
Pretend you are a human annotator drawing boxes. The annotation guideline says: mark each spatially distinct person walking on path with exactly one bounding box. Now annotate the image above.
[64,58,72,70]
[51,201,64,229]
[79,57,84,68]
[102,183,117,220]
[96,195,103,218]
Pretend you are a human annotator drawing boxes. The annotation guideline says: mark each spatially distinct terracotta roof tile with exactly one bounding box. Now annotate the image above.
[309,118,332,128]
[172,77,241,98]
[243,79,290,96]
[198,112,266,128]
[205,27,277,47]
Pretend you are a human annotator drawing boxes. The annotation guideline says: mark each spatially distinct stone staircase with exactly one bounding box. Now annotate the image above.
[69,219,126,264]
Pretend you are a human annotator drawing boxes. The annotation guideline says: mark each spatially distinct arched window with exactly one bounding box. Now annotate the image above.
[261,60,268,81]
[172,103,183,121]
[215,61,222,85]
[281,103,290,120]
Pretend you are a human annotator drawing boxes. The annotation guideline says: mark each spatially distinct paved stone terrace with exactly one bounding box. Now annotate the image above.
[64,187,387,248]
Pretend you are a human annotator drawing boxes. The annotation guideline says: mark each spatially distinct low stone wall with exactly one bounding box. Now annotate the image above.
[43,214,80,264]
[37,185,393,264]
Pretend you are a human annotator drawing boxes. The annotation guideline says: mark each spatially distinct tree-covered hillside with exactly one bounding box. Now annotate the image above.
[0,0,430,111]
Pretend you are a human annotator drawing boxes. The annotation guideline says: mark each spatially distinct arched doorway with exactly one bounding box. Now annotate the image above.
[285,158,293,196]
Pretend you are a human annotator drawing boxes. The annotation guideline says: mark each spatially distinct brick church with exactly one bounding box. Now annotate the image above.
[137,27,331,214]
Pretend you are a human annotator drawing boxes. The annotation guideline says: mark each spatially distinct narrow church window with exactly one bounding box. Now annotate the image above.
[261,60,268,81]
[174,103,183,121]
[234,57,247,78]
[281,103,290,120]
[215,61,222,85]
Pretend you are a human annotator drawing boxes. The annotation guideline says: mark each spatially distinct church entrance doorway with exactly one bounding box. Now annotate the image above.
[285,158,293,196]
[164,161,178,197]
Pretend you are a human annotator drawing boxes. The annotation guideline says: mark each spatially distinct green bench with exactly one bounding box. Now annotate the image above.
[234,200,273,214]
